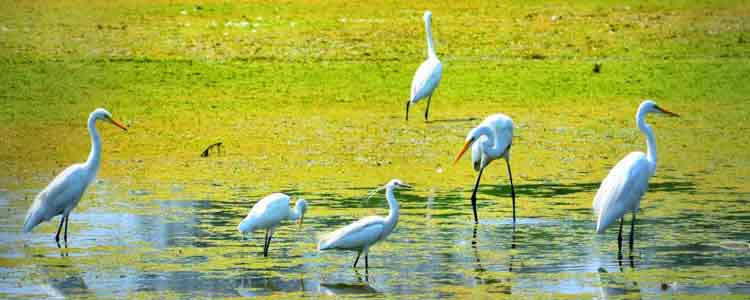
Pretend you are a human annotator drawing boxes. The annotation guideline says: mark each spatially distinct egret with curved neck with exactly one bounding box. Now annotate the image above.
[238,193,308,257]
[23,108,127,247]
[406,11,443,122]
[454,114,516,224]
[318,179,410,272]
[593,100,678,250]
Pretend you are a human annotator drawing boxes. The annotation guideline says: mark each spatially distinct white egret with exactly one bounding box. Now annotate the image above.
[23,108,127,247]
[593,100,678,249]
[318,179,411,272]
[406,10,443,122]
[453,114,516,224]
[238,193,308,257]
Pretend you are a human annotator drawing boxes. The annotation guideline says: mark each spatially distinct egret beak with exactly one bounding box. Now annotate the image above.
[109,118,128,131]
[453,139,473,165]
[656,106,679,117]
[398,183,413,190]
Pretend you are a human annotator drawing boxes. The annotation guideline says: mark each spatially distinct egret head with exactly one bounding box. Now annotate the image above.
[453,126,483,165]
[295,198,308,228]
[639,100,679,117]
[423,11,433,22]
[386,179,411,190]
[237,215,254,234]
[90,108,128,131]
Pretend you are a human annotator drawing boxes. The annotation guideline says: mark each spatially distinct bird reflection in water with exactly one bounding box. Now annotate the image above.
[38,258,91,298]
[471,224,516,294]
[320,269,378,296]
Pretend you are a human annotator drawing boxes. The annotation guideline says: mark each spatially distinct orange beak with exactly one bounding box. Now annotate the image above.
[110,118,128,131]
[453,140,472,165]
[656,106,679,117]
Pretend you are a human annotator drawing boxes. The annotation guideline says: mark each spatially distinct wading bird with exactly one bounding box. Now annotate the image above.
[454,114,516,224]
[593,100,678,250]
[318,179,410,272]
[23,108,127,247]
[238,193,308,257]
[406,11,443,122]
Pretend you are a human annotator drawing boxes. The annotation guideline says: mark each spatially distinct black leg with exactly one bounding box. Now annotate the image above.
[470,168,485,224]
[63,214,69,248]
[353,251,362,268]
[405,101,411,121]
[263,229,268,256]
[54,215,65,248]
[365,254,369,273]
[617,217,624,252]
[424,96,432,121]
[506,159,516,225]
[629,210,636,250]
[265,232,274,257]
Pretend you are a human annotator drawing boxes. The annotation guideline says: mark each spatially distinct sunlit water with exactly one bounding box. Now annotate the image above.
[1,103,749,299]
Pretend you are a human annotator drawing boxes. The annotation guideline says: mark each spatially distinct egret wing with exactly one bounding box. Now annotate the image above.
[23,164,89,233]
[410,58,443,102]
[245,193,290,229]
[593,152,652,233]
[319,216,385,250]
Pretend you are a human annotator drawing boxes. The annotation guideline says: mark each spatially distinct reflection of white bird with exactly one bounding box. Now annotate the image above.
[318,179,410,272]
[238,193,308,257]
[406,11,443,121]
[593,100,678,249]
[23,108,127,247]
[453,114,516,224]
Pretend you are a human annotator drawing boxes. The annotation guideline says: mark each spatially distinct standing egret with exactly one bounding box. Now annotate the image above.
[318,179,411,272]
[406,10,443,122]
[593,100,678,250]
[453,114,516,224]
[238,193,308,257]
[23,108,127,247]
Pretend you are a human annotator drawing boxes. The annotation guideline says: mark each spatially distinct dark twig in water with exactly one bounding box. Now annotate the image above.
[201,142,223,157]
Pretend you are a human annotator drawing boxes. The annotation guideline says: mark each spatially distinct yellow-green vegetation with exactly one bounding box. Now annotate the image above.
[1,0,749,299]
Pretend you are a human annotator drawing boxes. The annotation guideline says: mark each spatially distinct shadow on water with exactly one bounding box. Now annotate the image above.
[425,117,480,124]
[35,258,91,298]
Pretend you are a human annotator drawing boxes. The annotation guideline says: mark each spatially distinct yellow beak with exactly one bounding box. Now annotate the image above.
[453,140,472,165]
[110,118,128,131]
[656,106,680,117]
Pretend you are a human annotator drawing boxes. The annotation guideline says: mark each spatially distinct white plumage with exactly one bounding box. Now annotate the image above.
[23,108,127,247]
[453,114,516,224]
[406,11,443,121]
[318,179,410,271]
[238,193,308,257]
[593,100,678,248]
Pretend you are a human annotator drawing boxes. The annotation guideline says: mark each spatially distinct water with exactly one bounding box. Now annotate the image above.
[1,102,749,299]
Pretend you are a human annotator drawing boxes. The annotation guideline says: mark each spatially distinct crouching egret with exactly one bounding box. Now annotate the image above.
[23,108,127,247]
[593,100,678,250]
[238,193,308,257]
[406,11,443,122]
[318,179,411,272]
[453,114,516,224]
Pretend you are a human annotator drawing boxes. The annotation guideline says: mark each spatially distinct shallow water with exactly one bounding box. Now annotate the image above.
[1,101,749,300]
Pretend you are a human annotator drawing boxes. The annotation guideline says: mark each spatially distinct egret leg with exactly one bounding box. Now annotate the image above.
[54,215,66,248]
[353,251,362,268]
[470,168,485,224]
[506,159,517,225]
[63,214,69,248]
[629,211,636,250]
[424,96,432,121]
[265,233,274,257]
[263,229,269,257]
[405,101,411,121]
[617,217,624,251]
[365,254,369,273]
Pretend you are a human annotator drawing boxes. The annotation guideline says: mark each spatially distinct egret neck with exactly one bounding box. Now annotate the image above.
[383,184,400,237]
[84,113,102,178]
[636,107,657,175]
[425,16,437,58]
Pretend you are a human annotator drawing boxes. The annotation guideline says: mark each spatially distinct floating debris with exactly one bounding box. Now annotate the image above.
[719,240,750,251]
[201,142,223,157]
[593,63,602,73]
